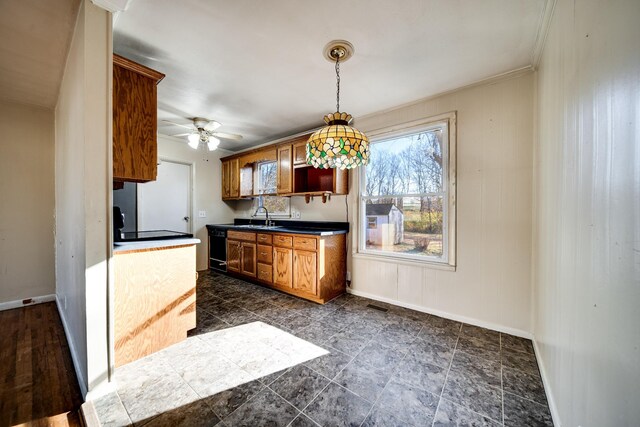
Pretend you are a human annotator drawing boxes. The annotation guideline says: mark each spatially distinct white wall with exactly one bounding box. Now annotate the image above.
[157,135,235,271]
[0,101,55,305]
[533,0,640,424]
[55,0,111,398]
[350,71,535,336]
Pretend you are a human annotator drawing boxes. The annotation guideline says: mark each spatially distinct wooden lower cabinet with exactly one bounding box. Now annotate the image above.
[228,231,257,276]
[293,249,317,296]
[226,231,346,304]
[227,239,241,272]
[240,242,257,277]
[273,246,293,288]
[257,262,273,282]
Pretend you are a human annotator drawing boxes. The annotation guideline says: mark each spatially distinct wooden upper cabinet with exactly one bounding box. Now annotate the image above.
[277,144,293,194]
[222,158,240,200]
[230,158,240,198]
[221,160,230,199]
[113,54,165,182]
[293,139,308,165]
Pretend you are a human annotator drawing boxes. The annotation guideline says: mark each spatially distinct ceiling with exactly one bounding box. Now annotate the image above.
[0,1,547,148]
[119,0,548,152]
[0,0,80,108]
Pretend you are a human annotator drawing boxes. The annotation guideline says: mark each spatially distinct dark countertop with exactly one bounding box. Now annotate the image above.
[207,219,349,236]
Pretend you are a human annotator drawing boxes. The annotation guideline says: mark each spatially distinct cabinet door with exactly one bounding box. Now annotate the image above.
[113,55,164,183]
[273,246,293,288]
[227,239,241,272]
[276,145,292,194]
[221,160,230,199]
[293,250,317,296]
[240,242,257,277]
[293,141,308,165]
[230,158,240,198]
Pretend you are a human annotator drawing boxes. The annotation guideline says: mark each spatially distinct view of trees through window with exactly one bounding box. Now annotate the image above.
[361,126,446,259]
[257,161,277,194]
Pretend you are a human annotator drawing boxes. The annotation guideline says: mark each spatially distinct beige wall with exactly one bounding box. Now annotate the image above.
[157,135,235,270]
[226,72,534,335]
[350,72,535,336]
[533,0,640,424]
[0,101,55,304]
[55,0,111,398]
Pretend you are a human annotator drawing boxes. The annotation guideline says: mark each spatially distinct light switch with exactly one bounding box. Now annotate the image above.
[198,210,207,218]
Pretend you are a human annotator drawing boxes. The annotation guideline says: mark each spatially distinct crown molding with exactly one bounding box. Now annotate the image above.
[356,65,534,123]
[531,0,557,70]
[91,0,131,13]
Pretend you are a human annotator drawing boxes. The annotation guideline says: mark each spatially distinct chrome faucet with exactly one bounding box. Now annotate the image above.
[253,206,273,226]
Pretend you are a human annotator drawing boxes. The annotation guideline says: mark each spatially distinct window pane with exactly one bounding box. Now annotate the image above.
[364,196,443,258]
[258,162,277,194]
[364,128,444,196]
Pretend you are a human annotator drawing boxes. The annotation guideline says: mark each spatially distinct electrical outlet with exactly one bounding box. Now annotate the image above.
[294,211,301,219]
[198,210,207,218]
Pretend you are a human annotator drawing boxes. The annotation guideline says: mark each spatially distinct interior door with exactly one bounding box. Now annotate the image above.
[138,160,191,232]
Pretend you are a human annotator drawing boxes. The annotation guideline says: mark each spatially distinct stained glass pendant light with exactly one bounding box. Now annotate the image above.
[307,41,369,170]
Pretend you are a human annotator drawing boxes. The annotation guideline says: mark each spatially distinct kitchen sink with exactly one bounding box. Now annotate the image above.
[234,224,282,230]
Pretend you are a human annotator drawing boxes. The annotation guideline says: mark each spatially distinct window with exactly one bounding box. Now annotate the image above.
[359,113,456,266]
[256,161,277,195]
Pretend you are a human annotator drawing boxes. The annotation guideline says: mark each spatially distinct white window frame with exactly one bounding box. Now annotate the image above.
[357,111,457,268]
[255,160,277,195]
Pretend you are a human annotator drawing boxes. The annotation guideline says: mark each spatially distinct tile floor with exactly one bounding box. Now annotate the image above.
[92,271,553,426]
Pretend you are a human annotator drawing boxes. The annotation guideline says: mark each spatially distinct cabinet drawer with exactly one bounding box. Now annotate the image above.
[257,233,273,244]
[273,234,293,248]
[227,230,256,242]
[257,263,273,283]
[294,236,317,251]
[257,244,272,264]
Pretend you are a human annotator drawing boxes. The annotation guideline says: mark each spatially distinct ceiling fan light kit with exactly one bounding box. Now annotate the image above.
[165,117,242,151]
[307,40,370,170]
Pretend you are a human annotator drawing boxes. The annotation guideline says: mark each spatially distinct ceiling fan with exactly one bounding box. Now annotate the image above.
[164,117,243,151]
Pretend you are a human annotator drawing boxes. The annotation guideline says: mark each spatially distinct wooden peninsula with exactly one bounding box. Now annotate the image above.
[113,239,199,367]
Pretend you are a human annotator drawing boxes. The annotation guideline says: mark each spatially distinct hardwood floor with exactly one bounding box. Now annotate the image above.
[0,302,83,427]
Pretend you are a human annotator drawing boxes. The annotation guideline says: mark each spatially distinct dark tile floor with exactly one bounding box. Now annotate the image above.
[92,270,553,426]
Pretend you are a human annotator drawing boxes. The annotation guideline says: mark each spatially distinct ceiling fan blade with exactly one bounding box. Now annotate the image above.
[204,120,221,131]
[161,120,194,130]
[211,131,243,141]
[171,133,191,137]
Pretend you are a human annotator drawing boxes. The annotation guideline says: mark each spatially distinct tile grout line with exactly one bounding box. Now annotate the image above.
[431,323,461,427]
[204,273,549,425]
[357,322,426,427]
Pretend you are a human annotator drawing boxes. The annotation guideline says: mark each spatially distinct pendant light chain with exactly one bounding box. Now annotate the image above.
[335,54,341,112]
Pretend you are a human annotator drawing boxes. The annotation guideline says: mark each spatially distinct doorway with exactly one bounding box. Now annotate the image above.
[137,159,193,233]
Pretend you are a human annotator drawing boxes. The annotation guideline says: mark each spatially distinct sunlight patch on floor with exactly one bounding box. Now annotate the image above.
[96,322,330,425]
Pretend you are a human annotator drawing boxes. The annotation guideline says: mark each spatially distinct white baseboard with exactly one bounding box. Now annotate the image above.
[0,294,56,311]
[347,288,533,339]
[532,338,562,426]
[56,295,88,398]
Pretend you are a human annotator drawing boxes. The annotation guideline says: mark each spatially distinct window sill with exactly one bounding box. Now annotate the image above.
[352,252,456,272]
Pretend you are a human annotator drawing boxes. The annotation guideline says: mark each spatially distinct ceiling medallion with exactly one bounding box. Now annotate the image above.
[307,40,369,170]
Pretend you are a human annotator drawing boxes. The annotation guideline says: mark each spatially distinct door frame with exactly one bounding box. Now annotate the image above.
[137,157,195,233]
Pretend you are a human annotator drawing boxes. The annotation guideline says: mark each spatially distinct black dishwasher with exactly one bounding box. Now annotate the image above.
[207,225,228,272]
